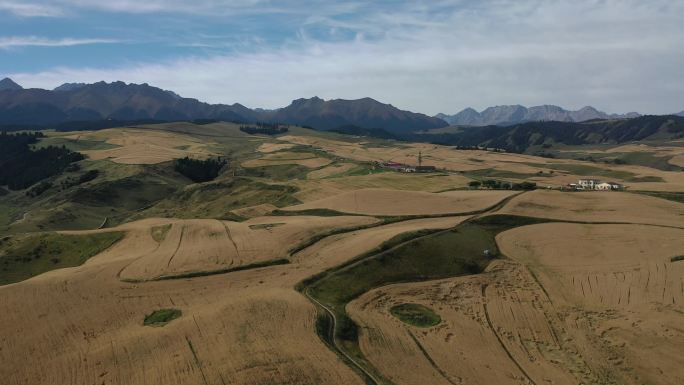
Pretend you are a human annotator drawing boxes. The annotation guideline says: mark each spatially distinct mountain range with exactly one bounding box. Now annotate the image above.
[436,105,641,126]
[0,78,446,132]
[1,77,681,135]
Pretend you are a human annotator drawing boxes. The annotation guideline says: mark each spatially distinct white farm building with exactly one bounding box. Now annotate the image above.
[570,179,623,191]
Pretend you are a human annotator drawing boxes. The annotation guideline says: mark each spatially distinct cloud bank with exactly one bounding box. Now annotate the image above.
[4,0,684,115]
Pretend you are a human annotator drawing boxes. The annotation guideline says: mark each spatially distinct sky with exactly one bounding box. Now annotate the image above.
[0,0,682,115]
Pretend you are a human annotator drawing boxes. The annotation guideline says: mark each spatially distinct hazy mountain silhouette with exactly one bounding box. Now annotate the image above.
[437,105,640,126]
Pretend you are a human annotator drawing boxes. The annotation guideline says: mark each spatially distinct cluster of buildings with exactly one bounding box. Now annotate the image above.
[566,179,623,191]
[382,152,436,173]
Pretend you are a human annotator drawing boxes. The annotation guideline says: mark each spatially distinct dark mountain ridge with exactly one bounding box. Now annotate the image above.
[0,79,446,132]
[264,96,447,133]
[412,115,684,153]
[0,80,256,125]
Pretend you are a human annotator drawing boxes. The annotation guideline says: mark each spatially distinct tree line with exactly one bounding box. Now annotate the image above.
[0,131,84,191]
[468,179,537,190]
[239,122,289,135]
[174,157,227,183]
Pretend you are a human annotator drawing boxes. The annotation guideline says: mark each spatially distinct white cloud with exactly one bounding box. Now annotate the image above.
[0,1,63,17]
[0,36,119,48]
[8,0,684,114]
[54,0,352,16]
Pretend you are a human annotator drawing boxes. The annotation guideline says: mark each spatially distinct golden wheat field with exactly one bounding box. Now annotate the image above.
[2,125,684,385]
[284,188,514,215]
[69,128,218,164]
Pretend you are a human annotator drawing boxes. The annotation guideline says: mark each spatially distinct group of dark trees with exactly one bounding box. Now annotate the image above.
[59,169,100,190]
[239,122,289,135]
[174,156,227,182]
[0,131,84,191]
[469,179,537,191]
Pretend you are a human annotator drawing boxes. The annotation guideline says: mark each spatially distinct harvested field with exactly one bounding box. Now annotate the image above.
[498,189,684,227]
[0,210,472,385]
[669,154,684,167]
[231,203,278,218]
[292,172,472,202]
[498,223,684,385]
[284,188,515,216]
[70,128,217,164]
[349,260,592,385]
[0,266,366,385]
[115,216,377,281]
[257,142,296,153]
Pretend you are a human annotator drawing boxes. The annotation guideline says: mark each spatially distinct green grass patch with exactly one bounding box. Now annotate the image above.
[248,223,285,230]
[35,137,120,152]
[136,178,301,220]
[633,191,684,204]
[309,224,498,309]
[271,208,362,217]
[143,308,182,327]
[0,231,124,285]
[130,258,290,282]
[242,164,312,181]
[467,168,539,179]
[390,303,441,327]
[150,224,172,243]
[219,212,248,222]
[629,175,665,183]
[329,163,386,178]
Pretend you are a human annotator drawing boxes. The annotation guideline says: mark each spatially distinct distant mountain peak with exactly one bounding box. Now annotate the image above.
[0,77,23,91]
[437,104,641,126]
[54,83,87,92]
[272,96,447,133]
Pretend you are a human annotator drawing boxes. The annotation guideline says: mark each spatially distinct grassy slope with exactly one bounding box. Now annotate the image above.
[0,231,124,285]
[35,136,120,152]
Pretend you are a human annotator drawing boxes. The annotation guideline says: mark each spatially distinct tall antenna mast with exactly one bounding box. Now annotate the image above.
[418,151,422,167]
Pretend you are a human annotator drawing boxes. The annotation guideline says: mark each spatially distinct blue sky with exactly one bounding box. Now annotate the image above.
[1,0,683,115]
